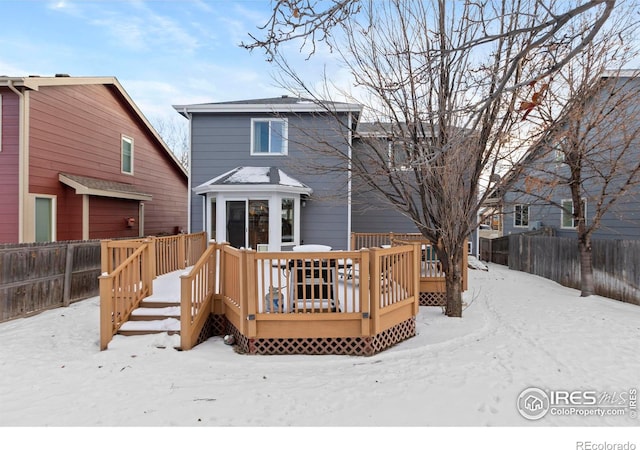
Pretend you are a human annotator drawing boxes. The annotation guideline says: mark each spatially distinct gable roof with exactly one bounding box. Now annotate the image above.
[0,75,187,179]
[193,167,313,195]
[174,94,362,116]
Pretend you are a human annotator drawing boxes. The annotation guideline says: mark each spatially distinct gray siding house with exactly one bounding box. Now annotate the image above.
[175,95,479,253]
[499,72,640,240]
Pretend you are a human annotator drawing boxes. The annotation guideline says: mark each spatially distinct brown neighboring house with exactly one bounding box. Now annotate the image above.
[0,75,187,243]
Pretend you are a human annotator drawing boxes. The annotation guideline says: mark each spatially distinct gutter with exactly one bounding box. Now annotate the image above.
[183,107,192,233]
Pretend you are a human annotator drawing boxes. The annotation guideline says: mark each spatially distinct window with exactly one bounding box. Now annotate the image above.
[121,135,133,174]
[281,198,295,243]
[251,119,287,155]
[514,204,529,227]
[561,199,587,229]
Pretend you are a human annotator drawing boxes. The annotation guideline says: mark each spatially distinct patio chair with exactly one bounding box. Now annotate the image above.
[287,259,339,312]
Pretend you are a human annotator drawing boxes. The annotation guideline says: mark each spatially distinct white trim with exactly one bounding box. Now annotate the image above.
[82,195,89,240]
[560,198,587,229]
[121,134,134,175]
[194,183,311,195]
[513,204,529,228]
[347,111,353,250]
[174,102,362,115]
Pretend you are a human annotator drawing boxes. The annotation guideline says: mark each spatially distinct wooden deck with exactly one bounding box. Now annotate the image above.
[100,232,468,355]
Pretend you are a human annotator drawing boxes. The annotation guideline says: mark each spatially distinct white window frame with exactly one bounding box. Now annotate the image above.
[513,204,529,228]
[561,198,587,229]
[121,135,134,175]
[250,118,288,156]
[34,195,57,242]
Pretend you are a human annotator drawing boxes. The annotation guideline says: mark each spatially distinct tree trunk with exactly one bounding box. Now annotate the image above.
[444,250,463,317]
[579,236,594,297]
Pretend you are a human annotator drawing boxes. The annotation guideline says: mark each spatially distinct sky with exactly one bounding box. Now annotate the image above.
[1,260,639,446]
[0,0,348,127]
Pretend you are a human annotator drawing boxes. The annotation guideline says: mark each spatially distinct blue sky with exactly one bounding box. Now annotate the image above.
[0,0,346,125]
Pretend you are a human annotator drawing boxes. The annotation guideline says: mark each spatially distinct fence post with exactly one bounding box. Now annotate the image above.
[147,236,157,279]
[62,243,74,307]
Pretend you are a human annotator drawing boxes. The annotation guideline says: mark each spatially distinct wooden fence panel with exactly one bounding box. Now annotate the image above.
[0,241,101,323]
[507,235,640,305]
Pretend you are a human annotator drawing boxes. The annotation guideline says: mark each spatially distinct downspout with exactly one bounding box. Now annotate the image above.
[347,111,353,250]
[7,81,26,243]
[183,107,192,233]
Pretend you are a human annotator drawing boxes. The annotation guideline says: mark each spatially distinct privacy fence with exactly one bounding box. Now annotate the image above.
[480,235,640,306]
[0,240,102,322]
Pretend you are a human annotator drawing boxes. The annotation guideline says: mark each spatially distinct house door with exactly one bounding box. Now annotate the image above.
[225,199,269,249]
[226,201,246,248]
[35,196,54,242]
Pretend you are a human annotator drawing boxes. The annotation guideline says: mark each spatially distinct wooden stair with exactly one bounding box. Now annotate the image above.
[117,299,181,337]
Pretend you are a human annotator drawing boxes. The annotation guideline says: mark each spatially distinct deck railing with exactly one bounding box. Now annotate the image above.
[99,239,154,350]
[101,232,207,278]
[180,242,219,350]
[100,232,208,350]
[352,233,468,292]
[351,232,423,250]
[189,243,420,342]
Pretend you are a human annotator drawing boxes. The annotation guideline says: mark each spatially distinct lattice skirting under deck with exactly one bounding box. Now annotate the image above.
[221,317,416,357]
[420,291,446,306]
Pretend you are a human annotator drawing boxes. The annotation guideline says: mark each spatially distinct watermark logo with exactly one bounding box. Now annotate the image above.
[517,387,550,420]
[517,387,637,421]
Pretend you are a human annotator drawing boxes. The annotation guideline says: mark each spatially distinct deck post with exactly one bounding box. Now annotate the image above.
[143,239,154,296]
[370,247,381,334]
[100,239,111,274]
[99,273,113,350]
[412,242,421,316]
[238,249,248,335]
[360,249,371,336]
[180,270,193,350]
[178,233,186,270]
[147,236,157,280]
[245,249,257,338]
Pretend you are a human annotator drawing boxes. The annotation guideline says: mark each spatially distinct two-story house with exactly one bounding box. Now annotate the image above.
[0,75,188,243]
[174,95,483,254]
[499,71,640,240]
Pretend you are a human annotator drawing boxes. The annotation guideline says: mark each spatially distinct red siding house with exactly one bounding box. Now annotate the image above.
[0,75,187,243]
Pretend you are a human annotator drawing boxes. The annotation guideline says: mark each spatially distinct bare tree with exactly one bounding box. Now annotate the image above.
[151,115,190,171]
[245,0,618,317]
[511,8,640,297]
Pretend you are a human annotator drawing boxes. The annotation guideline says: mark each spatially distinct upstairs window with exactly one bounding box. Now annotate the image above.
[251,118,287,155]
[121,135,134,174]
[514,204,529,227]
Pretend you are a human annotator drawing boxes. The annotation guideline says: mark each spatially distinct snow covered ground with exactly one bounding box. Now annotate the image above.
[1,262,638,448]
